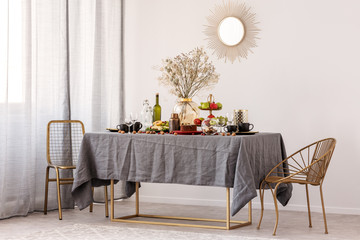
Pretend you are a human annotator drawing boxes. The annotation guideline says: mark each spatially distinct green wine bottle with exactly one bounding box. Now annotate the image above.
[153,93,161,122]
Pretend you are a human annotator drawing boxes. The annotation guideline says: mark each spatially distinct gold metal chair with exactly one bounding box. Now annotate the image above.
[257,138,336,235]
[43,120,109,220]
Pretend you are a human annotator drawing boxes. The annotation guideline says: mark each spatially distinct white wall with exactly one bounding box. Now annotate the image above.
[124,0,360,215]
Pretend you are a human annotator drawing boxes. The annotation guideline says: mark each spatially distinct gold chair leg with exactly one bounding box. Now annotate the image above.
[305,184,312,228]
[248,199,252,224]
[90,187,94,212]
[55,167,62,220]
[270,183,281,236]
[44,166,50,215]
[226,187,230,230]
[257,180,265,229]
[104,186,109,217]
[319,184,328,234]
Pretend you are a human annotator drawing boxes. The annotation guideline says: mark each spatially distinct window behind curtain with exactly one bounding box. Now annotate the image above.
[0,0,24,103]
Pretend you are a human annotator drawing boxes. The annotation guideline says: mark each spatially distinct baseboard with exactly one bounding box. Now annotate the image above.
[127,195,360,215]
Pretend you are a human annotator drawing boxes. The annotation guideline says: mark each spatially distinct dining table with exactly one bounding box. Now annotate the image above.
[71,132,292,229]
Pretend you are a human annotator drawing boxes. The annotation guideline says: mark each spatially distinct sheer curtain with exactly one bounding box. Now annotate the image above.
[0,0,124,219]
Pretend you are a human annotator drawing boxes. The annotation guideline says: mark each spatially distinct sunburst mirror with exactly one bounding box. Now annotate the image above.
[204,1,260,63]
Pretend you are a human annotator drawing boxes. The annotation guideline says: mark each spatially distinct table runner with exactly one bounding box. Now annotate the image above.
[71,132,292,216]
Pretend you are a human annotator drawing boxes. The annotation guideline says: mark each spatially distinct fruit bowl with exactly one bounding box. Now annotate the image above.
[201,118,218,135]
[198,106,222,111]
[198,94,223,113]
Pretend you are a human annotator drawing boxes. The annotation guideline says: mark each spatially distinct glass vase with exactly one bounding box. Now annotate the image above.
[173,98,200,125]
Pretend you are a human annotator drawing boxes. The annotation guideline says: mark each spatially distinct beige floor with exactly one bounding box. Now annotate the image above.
[0,201,359,239]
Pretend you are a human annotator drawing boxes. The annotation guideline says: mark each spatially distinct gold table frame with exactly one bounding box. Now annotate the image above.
[110,180,252,230]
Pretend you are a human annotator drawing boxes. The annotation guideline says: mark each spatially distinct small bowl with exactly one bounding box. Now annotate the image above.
[201,118,218,135]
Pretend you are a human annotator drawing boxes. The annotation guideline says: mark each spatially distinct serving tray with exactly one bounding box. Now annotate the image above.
[145,128,170,132]
[235,131,259,135]
[106,128,119,132]
[172,130,203,135]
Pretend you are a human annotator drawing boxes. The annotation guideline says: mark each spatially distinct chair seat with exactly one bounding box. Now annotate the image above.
[265,175,319,185]
[49,164,76,170]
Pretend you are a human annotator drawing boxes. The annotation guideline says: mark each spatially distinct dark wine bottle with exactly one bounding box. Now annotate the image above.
[153,93,161,122]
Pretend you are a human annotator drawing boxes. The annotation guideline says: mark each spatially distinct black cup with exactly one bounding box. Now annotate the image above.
[225,125,238,133]
[238,123,254,132]
[117,124,129,133]
[130,122,143,132]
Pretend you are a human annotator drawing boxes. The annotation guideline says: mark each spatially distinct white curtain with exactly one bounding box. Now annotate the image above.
[0,0,124,219]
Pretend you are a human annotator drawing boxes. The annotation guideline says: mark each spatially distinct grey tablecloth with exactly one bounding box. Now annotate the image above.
[71,132,292,216]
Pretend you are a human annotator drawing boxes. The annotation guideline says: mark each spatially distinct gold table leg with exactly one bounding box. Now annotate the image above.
[104,186,109,217]
[110,180,252,230]
[111,179,115,220]
[135,182,139,216]
[226,187,230,229]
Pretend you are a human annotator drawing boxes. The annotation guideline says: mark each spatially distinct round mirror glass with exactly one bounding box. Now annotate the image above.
[218,17,245,46]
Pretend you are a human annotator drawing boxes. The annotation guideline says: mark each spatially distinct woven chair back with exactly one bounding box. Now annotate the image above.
[47,120,85,166]
[306,138,336,184]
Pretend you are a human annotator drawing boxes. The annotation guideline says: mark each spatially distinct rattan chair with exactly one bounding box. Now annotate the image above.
[43,120,109,220]
[257,138,336,235]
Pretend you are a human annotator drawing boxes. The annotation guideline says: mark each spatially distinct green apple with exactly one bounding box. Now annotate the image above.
[216,102,222,109]
[201,102,210,109]
[210,119,218,126]
[217,116,228,124]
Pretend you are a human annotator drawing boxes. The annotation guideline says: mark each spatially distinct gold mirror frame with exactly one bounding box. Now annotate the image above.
[217,17,245,46]
[204,1,260,63]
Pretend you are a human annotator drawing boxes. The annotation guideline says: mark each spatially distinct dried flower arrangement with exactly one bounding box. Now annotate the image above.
[158,47,219,99]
